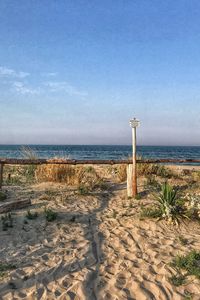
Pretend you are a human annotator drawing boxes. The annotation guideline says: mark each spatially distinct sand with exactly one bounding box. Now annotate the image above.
[0,167,200,299]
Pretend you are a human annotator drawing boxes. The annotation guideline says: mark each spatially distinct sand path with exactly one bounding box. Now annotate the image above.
[0,183,200,299]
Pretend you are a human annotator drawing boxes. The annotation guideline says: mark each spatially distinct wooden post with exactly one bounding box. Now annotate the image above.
[129,118,140,198]
[127,164,133,197]
[132,127,137,197]
[0,163,4,190]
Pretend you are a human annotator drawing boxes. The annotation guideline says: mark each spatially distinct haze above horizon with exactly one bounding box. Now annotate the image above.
[0,1,200,146]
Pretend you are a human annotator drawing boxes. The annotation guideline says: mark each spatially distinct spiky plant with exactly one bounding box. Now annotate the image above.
[155,182,183,223]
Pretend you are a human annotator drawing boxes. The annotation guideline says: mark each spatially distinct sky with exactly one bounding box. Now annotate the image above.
[0,0,200,146]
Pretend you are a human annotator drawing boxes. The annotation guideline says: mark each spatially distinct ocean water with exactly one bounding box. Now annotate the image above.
[0,145,200,162]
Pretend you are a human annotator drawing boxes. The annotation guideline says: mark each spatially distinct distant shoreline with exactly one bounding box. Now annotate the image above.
[0,144,200,147]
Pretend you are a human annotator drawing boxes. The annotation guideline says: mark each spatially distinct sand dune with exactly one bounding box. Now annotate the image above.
[0,181,200,299]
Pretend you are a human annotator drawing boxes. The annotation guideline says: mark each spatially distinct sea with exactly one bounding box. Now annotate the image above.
[0,145,200,164]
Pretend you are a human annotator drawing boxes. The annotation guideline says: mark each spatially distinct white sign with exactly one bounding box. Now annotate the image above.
[130,118,140,128]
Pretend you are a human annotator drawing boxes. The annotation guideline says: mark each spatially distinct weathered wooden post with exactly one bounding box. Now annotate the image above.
[127,163,133,197]
[0,163,4,190]
[128,118,140,197]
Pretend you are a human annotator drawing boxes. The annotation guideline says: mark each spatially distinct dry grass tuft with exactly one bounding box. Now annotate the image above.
[35,161,104,191]
[137,163,173,178]
[116,164,127,182]
[21,146,38,160]
[136,155,174,178]
[107,164,127,182]
[36,161,78,185]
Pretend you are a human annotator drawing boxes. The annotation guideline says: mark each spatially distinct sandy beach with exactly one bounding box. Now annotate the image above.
[0,164,200,299]
[1,0,200,298]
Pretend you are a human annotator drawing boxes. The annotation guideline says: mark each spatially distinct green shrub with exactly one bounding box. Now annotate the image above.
[78,184,89,195]
[135,194,142,200]
[178,236,188,246]
[169,274,186,286]
[170,250,200,282]
[44,208,57,222]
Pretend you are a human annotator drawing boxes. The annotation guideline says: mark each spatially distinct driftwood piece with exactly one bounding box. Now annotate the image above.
[0,199,31,214]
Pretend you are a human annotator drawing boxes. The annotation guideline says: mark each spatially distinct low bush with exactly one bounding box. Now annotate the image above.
[169,274,186,286]
[44,208,57,222]
[170,250,200,285]
[78,184,89,195]
[178,236,188,246]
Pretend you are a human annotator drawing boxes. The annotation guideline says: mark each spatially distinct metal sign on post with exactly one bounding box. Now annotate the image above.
[129,118,140,197]
[130,118,140,129]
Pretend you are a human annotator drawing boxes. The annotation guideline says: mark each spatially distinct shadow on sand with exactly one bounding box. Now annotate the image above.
[0,183,125,299]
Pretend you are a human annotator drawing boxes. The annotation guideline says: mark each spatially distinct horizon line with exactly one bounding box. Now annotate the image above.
[0,144,200,147]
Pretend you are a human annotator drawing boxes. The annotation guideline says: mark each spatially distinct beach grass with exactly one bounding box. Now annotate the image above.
[169,250,200,288]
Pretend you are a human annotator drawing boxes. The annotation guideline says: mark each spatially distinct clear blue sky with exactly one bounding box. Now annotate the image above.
[0,0,200,145]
